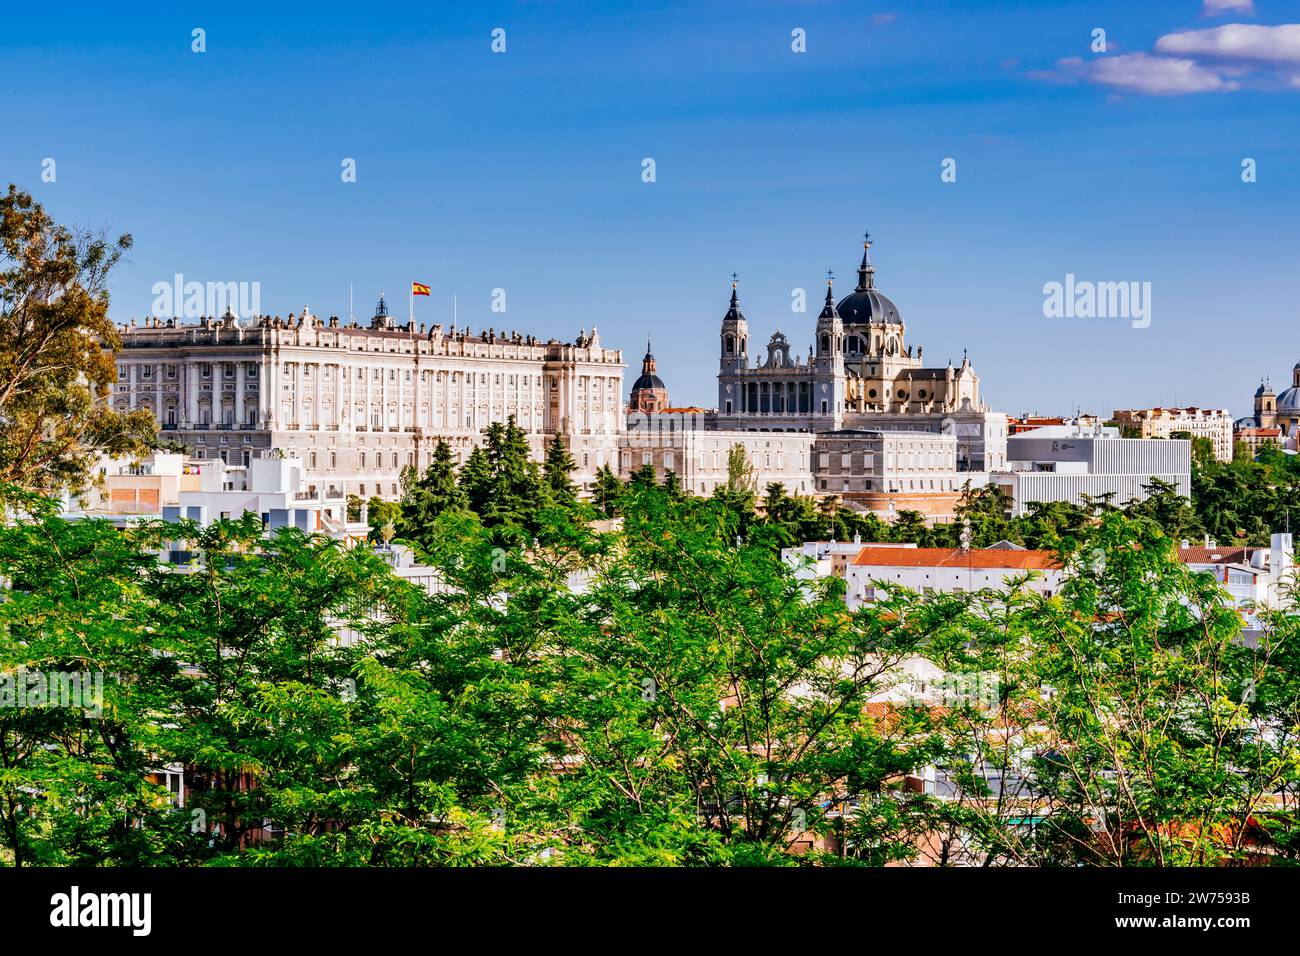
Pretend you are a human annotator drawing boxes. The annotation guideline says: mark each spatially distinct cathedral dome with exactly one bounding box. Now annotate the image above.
[836,287,903,325]
[629,338,669,413]
[836,237,903,326]
[1276,386,1300,414]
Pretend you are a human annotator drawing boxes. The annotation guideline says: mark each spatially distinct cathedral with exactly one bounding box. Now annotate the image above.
[714,236,1006,472]
[1235,363,1300,452]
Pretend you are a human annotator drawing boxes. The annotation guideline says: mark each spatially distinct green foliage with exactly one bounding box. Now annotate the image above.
[542,434,578,509]
[400,440,469,549]
[1192,444,1300,546]
[0,185,156,499]
[457,417,550,541]
[366,496,401,545]
[2,478,1298,868]
[591,464,623,518]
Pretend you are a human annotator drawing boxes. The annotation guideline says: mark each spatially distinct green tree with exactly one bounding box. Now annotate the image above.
[458,417,548,539]
[542,434,578,509]
[399,440,468,548]
[366,496,401,545]
[0,185,155,498]
[592,464,623,518]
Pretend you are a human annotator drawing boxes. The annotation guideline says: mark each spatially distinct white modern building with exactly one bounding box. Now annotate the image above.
[161,455,366,540]
[993,424,1191,516]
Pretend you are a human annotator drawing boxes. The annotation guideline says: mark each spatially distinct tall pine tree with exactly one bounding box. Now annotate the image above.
[592,464,623,518]
[543,434,578,509]
[400,440,469,548]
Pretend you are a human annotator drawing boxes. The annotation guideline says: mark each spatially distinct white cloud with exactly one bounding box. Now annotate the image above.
[1202,0,1254,15]
[1156,24,1300,63]
[1074,52,1232,95]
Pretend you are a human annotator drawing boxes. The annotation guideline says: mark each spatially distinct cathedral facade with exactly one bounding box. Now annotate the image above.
[714,238,1006,473]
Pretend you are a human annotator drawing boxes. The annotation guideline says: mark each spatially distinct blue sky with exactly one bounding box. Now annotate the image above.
[4,0,1299,417]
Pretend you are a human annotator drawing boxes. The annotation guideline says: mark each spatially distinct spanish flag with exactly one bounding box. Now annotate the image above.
[411,281,431,296]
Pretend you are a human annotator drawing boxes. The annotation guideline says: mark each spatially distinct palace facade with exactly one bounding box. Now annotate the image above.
[112,297,625,498]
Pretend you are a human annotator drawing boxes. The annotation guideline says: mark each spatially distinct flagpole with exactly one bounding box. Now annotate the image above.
[409,286,413,326]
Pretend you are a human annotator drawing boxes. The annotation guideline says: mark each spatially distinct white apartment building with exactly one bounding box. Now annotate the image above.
[1111,406,1234,463]
[112,299,625,499]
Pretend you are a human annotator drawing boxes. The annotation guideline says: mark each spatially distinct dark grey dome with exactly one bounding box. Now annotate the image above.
[632,373,666,391]
[1256,382,1274,397]
[1277,386,1300,414]
[838,239,903,325]
[836,287,903,325]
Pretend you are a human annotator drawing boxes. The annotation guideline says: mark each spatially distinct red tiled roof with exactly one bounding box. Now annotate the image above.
[1179,547,1251,565]
[852,547,1060,570]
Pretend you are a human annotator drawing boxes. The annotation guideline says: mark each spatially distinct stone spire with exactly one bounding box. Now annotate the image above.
[819,271,839,320]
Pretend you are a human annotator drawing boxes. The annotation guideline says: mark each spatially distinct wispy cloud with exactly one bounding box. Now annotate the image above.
[1202,0,1254,15]
[1036,12,1300,95]
[1056,52,1233,95]
[1156,24,1300,63]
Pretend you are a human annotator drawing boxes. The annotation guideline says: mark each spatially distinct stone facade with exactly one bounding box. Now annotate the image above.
[622,410,815,496]
[112,298,624,498]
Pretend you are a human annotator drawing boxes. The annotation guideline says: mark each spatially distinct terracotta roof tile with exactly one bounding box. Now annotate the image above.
[851,547,1060,570]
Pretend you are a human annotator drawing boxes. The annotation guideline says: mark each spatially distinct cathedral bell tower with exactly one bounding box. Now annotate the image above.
[1256,379,1277,428]
[813,273,845,426]
[717,277,749,419]
[719,277,748,374]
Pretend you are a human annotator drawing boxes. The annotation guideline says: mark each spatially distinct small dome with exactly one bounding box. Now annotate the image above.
[1256,381,1275,397]
[1276,386,1300,414]
[632,372,666,391]
[1234,416,1258,429]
